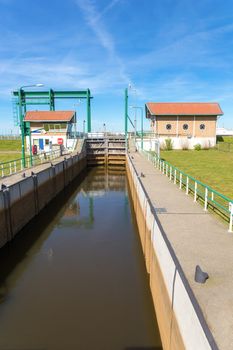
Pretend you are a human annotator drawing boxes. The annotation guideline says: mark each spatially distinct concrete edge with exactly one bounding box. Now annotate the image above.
[127,154,219,350]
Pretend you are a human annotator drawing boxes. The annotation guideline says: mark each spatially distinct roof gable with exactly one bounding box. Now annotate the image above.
[146,103,223,116]
[25,111,75,122]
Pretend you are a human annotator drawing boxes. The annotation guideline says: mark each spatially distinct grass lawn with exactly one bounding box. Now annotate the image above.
[0,139,21,151]
[217,136,233,143]
[160,149,233,199]
[0,154,22,163]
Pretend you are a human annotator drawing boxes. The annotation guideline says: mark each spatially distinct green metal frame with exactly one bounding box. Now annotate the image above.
[12,89,93,167]
[124,88,144,149]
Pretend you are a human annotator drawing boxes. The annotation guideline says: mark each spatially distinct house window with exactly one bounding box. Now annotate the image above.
[200,124,205,130]
[44,124,49,132]
[45,139,49,145]
[183,124,189,130]
[166,124,172,130]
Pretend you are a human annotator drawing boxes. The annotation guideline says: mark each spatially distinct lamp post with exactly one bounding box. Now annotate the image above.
[130,106,144,150]
[18,84,44,167]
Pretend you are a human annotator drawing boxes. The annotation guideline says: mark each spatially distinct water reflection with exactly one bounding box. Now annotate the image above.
[0,168,162,350]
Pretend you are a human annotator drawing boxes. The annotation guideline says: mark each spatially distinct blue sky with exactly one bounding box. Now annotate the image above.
[0,0,233,132]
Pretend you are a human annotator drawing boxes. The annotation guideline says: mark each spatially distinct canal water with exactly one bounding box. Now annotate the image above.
[0,168,162,350]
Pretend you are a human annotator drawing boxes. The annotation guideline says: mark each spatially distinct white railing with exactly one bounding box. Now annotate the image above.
[0,149,64,178]
[140,150,233,232]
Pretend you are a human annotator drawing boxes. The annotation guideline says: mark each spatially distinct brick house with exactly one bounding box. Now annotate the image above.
[146,102,223,149]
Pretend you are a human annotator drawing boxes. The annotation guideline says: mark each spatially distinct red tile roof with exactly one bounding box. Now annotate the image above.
[146,103,223,116]
[25,111,75,122]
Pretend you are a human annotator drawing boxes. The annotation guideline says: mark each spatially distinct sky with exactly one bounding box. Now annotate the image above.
[0,0,233,133]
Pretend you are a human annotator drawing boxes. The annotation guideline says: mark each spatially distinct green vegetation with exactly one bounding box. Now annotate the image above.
[0,154,22,163]
[0,139,21,151]
[217,135,233,143]
[164,138,173,151]
[160,149,233,199]
[194,143,201,151]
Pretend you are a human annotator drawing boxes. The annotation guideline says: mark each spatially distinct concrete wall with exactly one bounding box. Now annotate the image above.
[159,136,216,149]
[0,153,86,249]
[126,155,218,350]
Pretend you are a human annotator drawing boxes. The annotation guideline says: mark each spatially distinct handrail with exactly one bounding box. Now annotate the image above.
[0,149,65,178]
[140,149,233,232]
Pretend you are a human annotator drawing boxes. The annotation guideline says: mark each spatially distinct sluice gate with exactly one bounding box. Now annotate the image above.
[86,135,126,166]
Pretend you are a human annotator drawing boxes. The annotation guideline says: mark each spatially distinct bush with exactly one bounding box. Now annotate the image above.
[194,143,202,151]
[164,138,173,151]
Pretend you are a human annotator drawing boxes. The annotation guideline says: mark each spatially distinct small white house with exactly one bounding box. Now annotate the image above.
[25,110,76,153]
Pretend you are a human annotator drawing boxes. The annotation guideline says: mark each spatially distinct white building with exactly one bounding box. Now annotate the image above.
[25,110,76,153]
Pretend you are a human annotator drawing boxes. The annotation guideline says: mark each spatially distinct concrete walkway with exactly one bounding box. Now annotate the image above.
[130,152,233,350]
[0,153,71,187]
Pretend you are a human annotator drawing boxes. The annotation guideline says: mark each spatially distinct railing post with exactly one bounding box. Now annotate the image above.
[170,166,172,180]
[166,164,168,176]
[186,176,189,195]
[163,162,165,174]
[21,160,23,170]
[1,164,4,177]
[9,163,12,175]
[229,202,233,233]
[27,158,30,168]
[14,161,16,173]
[179,173,182,189]
[211,192,214,201]
[204,187,208,211]
[194,181,197,202]
[174,169,176,184]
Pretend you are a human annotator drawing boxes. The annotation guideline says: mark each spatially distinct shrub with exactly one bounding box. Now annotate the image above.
[164,138,173,151]
[194,143,202,151]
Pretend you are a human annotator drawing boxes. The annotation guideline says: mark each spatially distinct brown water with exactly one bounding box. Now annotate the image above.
[0,168,162,350]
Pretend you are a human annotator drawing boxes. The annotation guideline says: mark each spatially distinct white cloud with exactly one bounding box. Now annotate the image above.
[75,0,131,85]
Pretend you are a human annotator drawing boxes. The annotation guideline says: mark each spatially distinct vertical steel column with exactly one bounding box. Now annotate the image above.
[19,89,26,168]
[125,88,128,140]
[87,89,91,132]
[141,107,143,150]
[49,89,55,111]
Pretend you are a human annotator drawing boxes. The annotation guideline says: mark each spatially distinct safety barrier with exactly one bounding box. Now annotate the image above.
[140,150,233,232]
[0,149,64,178]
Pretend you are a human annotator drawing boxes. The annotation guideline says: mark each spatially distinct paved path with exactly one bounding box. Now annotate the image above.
[0,154,71,187]
[131,152,233,350]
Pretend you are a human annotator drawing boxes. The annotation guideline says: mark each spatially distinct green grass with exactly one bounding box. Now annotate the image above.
[0,154,22,163]
[0,139,21,151]
[217,136,233,143]
[160,149,233,200]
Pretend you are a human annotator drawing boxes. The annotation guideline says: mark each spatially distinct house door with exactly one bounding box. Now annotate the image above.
[39,138,44,150]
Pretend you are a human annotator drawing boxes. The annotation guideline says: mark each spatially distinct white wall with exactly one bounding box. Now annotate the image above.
[137,136,216,150]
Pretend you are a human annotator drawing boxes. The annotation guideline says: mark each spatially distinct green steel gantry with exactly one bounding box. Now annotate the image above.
[124,87,144,150]
[12,89,93,167]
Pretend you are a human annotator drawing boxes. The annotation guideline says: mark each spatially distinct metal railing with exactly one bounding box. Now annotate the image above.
[140,150,233,232]
[0,149,63,178]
